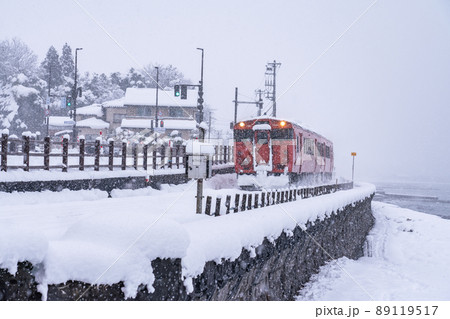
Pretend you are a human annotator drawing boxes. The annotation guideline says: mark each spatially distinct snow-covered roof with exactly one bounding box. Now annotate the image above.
[76,104,103,117]
[48,116,73,127]
[102,98,125,108]
[124,88,197,107]
[121,118,197,130]
[77,117,110,129]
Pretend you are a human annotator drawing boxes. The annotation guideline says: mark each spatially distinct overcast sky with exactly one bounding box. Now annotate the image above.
[2,0,450,182]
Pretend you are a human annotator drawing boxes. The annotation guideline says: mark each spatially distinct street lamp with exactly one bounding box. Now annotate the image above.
[73,47,83,140]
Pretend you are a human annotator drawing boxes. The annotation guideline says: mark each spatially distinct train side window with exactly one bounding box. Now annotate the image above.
[303,138,314,155]
[234,129,253,142]
[296,136,300,151]
[326,145,330,158]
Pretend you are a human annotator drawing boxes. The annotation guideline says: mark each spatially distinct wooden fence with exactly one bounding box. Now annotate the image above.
[203,182,354,216]
[0,133,233,172]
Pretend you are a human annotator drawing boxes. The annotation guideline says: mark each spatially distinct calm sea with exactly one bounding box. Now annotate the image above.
[372,181,450,220]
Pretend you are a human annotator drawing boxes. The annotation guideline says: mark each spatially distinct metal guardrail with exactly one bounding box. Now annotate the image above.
[204,182,354,216]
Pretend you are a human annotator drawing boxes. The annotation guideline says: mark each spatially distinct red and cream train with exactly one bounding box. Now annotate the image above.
[233,117,334,189]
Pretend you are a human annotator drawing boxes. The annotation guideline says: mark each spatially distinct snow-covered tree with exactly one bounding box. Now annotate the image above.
[0,38,37,85]
[0,38,45,134]
[141,64,188,89]
[60,43,74,81]
[40,46,63,88]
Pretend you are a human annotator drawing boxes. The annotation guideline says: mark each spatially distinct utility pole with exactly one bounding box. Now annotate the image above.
[265,60,281,117]
[255,89,264,116]
[233,88,264,120]
[196,48,205,215]
[197,48,205,142]
[46,68,52,137]
[208,112,212,142]
[234,87,238,124]
[155,66,159,129]
[72,48,83,141]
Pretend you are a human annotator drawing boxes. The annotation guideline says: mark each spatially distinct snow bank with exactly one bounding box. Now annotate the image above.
[0,182,375,300]
[297,201,450,300]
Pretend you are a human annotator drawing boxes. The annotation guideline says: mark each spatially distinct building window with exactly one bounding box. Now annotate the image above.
[113,113,127,123]
[137,106,152,116]
[169,107,184,118]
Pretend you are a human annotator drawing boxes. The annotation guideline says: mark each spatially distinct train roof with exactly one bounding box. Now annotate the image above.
[236,116,332,144]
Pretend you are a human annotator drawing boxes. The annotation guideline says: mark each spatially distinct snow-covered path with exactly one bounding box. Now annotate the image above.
[297,201,450,300]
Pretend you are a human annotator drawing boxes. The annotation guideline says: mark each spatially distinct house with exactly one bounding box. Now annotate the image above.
[102,88,199,139]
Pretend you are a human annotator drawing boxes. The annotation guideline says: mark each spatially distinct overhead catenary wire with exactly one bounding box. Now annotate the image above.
[262,0,379,117]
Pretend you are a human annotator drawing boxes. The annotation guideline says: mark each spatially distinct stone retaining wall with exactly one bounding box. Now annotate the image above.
[0,193,374,301]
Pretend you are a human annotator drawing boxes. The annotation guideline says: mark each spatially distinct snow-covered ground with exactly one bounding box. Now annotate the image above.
[2,174,449,301]
[297,201,450,300]
[0,177,374,300]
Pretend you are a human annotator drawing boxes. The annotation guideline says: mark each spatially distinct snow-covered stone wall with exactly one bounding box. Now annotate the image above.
[0,191,374,301]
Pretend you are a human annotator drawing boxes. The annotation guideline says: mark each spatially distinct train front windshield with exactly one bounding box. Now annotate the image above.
[234,129,253,142]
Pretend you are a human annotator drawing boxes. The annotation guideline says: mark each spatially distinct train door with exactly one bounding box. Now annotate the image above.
[254,130,271,170]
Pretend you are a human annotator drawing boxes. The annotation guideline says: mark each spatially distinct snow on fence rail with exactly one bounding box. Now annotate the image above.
[0,132,233,173]
[203,182,354,216]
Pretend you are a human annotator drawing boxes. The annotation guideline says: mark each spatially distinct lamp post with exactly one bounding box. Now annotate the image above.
[351,152,357,185]
[196,48,205,142]
[72,47,83,140]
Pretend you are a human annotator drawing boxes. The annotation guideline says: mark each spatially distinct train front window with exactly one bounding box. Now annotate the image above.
[271,129,293,139]
[234,129,253,142]
[256,131,268,144]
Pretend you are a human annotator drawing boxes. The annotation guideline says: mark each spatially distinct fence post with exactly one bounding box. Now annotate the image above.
[254,193,259,209]
[152,146,157,170]
[143,144,148,171]
[79,137,85,171]
[225,195,231,214]
[168,146,173,169]
[160,145,165,169]
[43,136,50,171]
[272,192,276,205]
[223,146,227,164]
[247,194,252,210]
[175,145,180,169]
[1,132,7,172]
[108,139,114,171]
[214,197,221,216]
[234,194,240,213]
[205,196,212,216]
[241,194,247,211]
[94,139,100,171]
[121,141,127,170]
[61,136,68,172]
[132,143,138,170]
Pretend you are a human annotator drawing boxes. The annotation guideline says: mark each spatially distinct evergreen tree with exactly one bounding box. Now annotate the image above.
[40,46,63,88]
[60,43,74,81]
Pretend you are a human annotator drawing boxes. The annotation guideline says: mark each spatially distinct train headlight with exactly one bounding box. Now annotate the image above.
[280,120,286,127]
[239,122,245,127]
